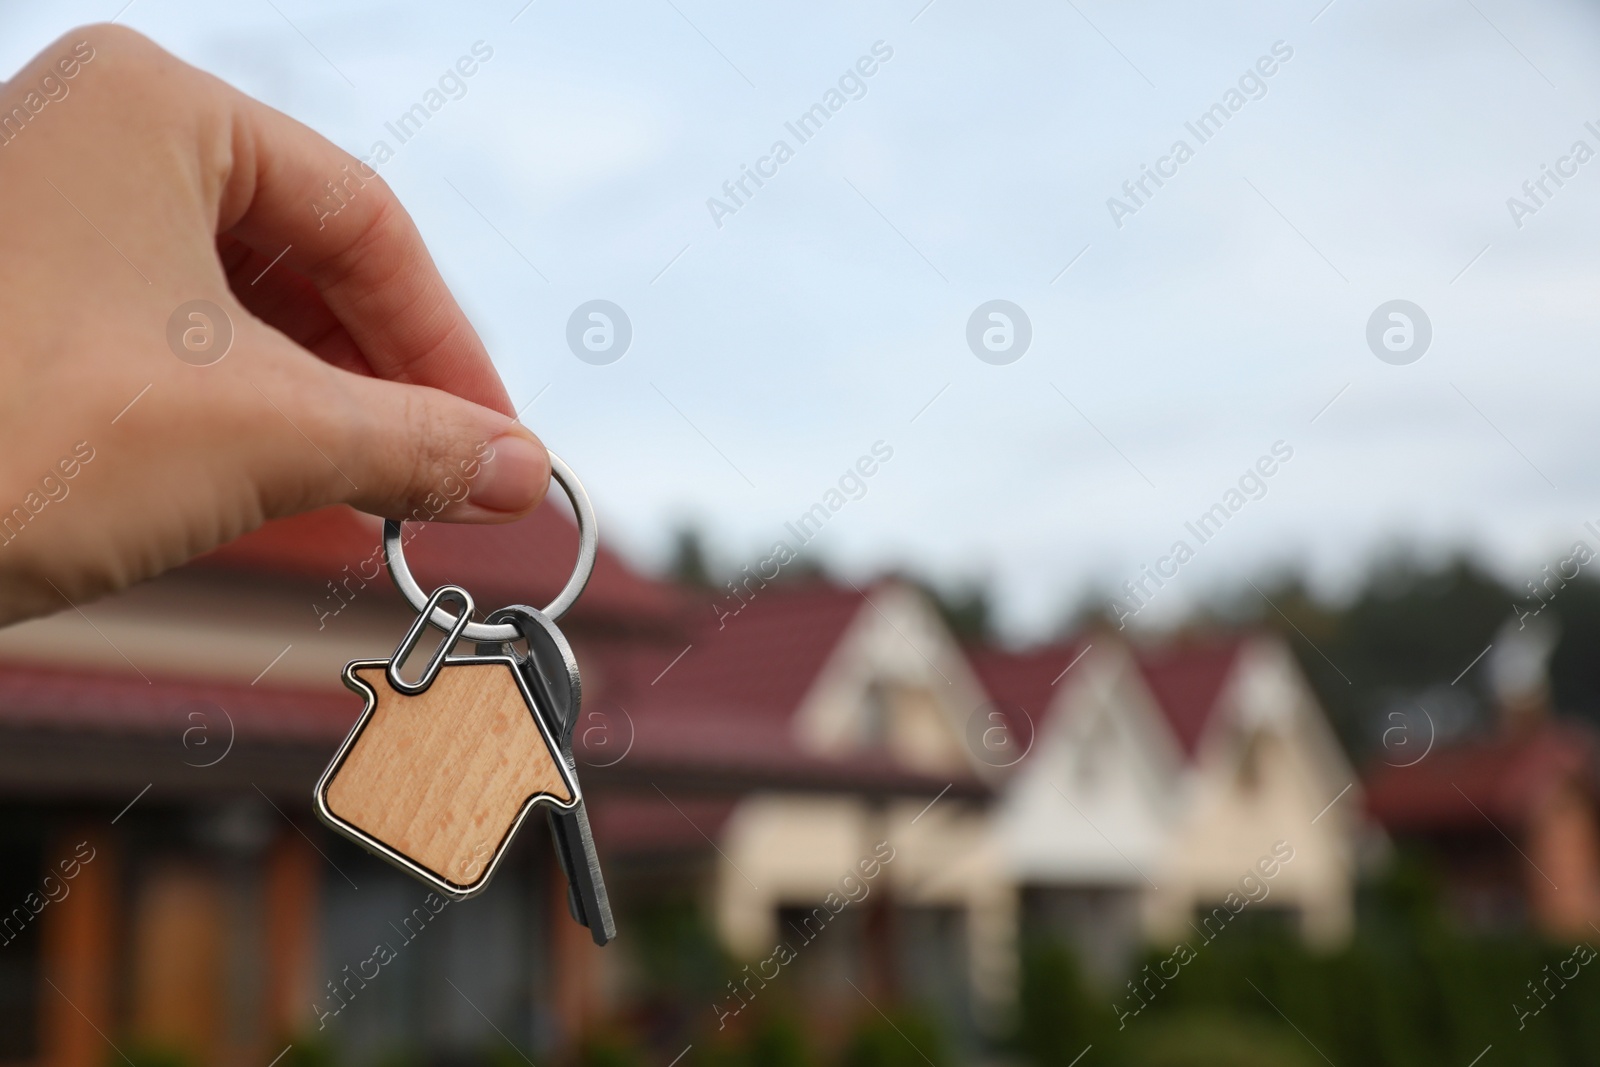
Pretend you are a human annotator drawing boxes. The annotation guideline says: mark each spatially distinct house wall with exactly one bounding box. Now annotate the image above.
[1527,780,1600,937]
[997,648,1178,888]
[0,569,394,693]
[715,586,1014,1033]
[1147,641,1358,947]
[992,636,1362,966]
[715,793,1012,1032]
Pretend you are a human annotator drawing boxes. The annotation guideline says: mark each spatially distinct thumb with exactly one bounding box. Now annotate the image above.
[314,359,550,524]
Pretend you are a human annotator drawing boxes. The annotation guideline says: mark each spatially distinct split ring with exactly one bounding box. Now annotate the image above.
[383,450,598,641]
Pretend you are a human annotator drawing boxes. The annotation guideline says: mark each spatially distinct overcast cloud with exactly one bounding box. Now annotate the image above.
[5,0,1599,639]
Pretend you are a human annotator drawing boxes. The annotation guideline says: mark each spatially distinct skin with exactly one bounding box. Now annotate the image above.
[0,25,549,626]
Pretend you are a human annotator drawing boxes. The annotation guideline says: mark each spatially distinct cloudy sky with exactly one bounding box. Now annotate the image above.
[6,0,1600,638]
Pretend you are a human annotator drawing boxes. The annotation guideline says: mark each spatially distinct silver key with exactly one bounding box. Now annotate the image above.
[480,606,616,946]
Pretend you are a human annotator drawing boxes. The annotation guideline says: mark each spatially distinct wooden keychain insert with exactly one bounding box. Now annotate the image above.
[315,585,580,898]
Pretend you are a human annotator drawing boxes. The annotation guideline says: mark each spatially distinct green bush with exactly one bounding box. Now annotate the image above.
[578,1034,649,1067]
[1017,942,1111,1066]
[275,1040,336,1067]
[748,1015,814,1067]
[115,1048,195,1067]
[839,1009,948,1067]
[1119,1012,1320,1067]
[1017,899,1600,1067]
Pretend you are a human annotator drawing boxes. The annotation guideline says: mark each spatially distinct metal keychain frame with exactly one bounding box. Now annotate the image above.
[314,588,583,899]
[383,450,598,643]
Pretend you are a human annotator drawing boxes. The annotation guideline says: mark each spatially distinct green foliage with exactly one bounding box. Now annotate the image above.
[1118,1012,1319,1067]
[748,1015,815,1067]
[578,1033,649,1067]
[928,583,993,642]
[275,1040,336,1067]
[1200,555,1510,759]
[485,1040,544,1067]
[114,1048,195,1067]
[630,893,732,1002]
[669,526,715,588]
[687,1038,750,1067]
[684,1013,816,1067]
[369,1046,422,1067]
[1019,913,1600,1067]
[838,1009,948,1067]
[1016,942,1111,1065]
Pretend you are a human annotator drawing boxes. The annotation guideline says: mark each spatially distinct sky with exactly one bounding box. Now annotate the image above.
[5,0,1600,640]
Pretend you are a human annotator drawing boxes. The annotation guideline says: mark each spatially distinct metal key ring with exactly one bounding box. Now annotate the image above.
[383,450,598,641]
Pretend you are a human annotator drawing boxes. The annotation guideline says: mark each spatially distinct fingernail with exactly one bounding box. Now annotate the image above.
[469,433,548,513]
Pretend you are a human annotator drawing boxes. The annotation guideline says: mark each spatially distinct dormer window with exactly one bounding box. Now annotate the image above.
[1237,730,1265,794]
[861,679,890,749]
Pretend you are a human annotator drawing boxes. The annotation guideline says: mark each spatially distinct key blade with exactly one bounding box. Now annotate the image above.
[547,810,588,926]
[563,801,616,946]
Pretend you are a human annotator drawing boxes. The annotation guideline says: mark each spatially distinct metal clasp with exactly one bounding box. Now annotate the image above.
[387,585,475,695]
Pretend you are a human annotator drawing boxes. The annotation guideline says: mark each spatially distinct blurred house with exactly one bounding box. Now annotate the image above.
[973,632,1362,982]
[0,508,985,1066]
[0,506,1370,1066]
[617,581,1011,1043]
[0,504,685,1066]
[1365,621,1600,936]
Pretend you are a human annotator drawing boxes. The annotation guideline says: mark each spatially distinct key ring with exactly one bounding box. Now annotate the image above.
[383,450,598,642]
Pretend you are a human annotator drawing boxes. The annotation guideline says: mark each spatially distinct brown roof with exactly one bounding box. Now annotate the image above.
[1365,719,1600,832]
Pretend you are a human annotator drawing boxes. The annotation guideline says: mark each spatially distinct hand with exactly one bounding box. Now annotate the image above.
[0,24,548,625]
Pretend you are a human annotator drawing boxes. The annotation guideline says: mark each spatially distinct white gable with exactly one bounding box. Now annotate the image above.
[997,644,1183,885]
[790,583,996,778]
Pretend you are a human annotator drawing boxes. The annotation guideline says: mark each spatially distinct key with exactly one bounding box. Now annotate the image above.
[316,585,581,899]
[480,606,616,946]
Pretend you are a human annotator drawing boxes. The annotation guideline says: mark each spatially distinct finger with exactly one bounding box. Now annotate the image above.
[218,235,372,377]
[211,86,515,416]
[256,334,550,524]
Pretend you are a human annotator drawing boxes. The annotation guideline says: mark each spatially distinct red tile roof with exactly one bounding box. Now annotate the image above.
[968,634,1246,761]
[0,577,975,800]
[589,793,738,855]
[192,505,682,629]
[576,580,988,798]
[608,582,865,717]
[966,641,1093,755]
[0,662,358,743]
[1365,720,1600,832]
[1133,637,1246,757]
